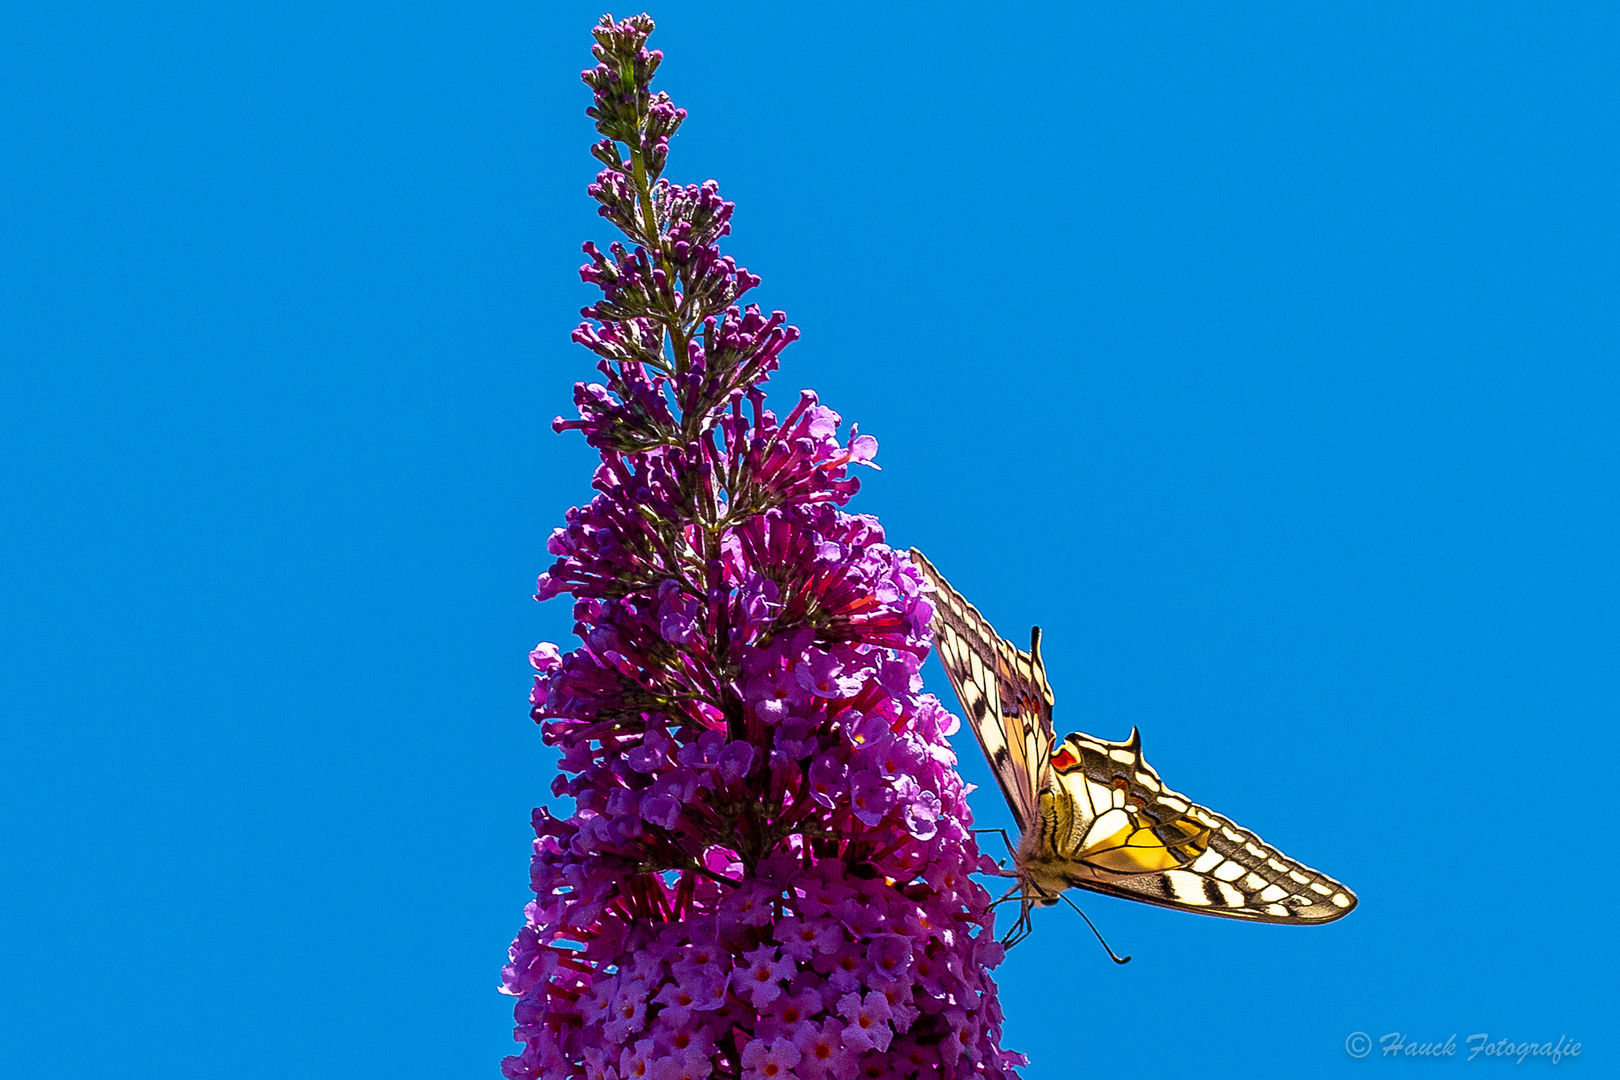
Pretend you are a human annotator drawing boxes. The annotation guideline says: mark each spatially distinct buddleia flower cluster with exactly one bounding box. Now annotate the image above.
[500,15,1026,1080]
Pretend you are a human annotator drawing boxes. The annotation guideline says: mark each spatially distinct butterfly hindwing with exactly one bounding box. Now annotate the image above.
[1049,730,1357,923]
[910,548,1053,834]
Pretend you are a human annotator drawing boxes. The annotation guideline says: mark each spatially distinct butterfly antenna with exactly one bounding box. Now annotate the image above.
[1059,894,1132,965]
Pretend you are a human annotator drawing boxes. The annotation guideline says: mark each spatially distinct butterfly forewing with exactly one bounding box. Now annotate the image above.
[910,548,1053,834]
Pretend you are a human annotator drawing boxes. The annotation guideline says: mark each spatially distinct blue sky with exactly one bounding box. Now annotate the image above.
[2,2,1615,1076]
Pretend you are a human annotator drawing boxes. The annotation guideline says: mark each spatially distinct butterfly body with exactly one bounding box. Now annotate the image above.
[909,548,1357,945]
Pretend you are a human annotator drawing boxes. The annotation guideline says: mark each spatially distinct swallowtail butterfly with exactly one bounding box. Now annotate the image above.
[910,549,1357,947]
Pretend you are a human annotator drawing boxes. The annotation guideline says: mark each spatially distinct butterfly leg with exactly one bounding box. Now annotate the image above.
[988,883,1034,949]
[970,827,1019,869]
[1002,900,1033,949]
[987,882,1022,909]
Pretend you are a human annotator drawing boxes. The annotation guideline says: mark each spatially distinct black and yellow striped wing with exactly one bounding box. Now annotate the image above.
[1048,729,1358,923]
[910,548,1052,834]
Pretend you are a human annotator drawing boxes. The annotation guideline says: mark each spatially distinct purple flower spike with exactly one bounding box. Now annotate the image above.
[501,14,1023,1080]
